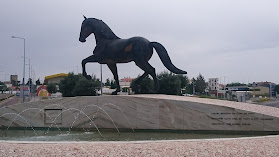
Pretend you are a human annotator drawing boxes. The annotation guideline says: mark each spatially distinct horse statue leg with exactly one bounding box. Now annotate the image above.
[81,55,99,80]
[107,63,121,95]
[134,59,159,92]
[134,72,148,85]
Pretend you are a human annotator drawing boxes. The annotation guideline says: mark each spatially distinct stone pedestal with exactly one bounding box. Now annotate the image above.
[0,95,278,132]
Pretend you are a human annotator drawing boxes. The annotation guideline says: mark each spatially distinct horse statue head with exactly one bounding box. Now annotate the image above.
[79,16,119,43]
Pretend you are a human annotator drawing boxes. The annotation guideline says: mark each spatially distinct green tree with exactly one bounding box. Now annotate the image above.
[110,80,116,89]
[226,82,247,87]
[47,83,57,94]
[0,81,8,93]
[59,73,100,97]
[36,79,41,85]
[195,74,206,94]
[131,75,154,94]
[177,74,189,89]
[275,85,279,94]
[26,78,33,85]
[59,73,79,97]
[72,76,100,96]
[157,71,188,95]
[186,77,196,94]
[105,78,111,86]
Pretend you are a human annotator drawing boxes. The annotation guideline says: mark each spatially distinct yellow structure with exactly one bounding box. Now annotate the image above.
[38,89,48,97]
[44,73,68,84]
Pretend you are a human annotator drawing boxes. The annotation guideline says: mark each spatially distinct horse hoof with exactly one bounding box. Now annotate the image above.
[85,75,92,80]
[111,91,118,95]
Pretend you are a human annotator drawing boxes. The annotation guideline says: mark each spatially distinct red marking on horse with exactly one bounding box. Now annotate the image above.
[124,44,133,52]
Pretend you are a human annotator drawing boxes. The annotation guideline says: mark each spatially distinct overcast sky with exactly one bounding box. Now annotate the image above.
[0,0,278,84]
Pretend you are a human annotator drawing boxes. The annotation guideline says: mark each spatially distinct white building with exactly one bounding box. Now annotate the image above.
[208,78,219,90]
[119,77,133,88]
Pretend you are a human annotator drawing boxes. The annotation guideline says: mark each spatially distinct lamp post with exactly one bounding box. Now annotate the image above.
[12,36,26,103]
[192,81,195,95]
[26,57,31,101]
[100,64,103,95]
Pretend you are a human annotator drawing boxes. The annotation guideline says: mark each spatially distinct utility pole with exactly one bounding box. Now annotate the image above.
[12,36,26,103]
[28,58,31,101]
[192,82,195,95]
[270,83,272,98]
[100,64,103,95]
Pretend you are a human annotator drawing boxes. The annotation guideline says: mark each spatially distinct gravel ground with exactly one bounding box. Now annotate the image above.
[0,135,278,156]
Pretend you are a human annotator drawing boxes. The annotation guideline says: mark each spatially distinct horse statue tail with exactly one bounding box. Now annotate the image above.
[150,42,187,74]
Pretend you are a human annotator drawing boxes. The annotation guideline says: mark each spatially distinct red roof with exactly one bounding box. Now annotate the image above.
[120,78,134,82]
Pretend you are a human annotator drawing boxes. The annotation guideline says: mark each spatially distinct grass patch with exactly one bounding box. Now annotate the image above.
[41,97,49,100]
[253,98,270,103]
[199,95,216,99]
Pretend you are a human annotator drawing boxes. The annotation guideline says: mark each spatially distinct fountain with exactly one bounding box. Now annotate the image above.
[0,95,278,141]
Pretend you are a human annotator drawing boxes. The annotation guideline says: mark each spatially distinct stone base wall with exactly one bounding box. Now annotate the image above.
[0,95,278,131]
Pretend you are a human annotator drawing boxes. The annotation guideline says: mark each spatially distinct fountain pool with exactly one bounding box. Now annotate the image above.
[0,129,272,142]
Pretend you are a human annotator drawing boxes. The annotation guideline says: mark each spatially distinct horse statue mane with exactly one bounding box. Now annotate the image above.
[79,16,187,95]
[83,17,120,40]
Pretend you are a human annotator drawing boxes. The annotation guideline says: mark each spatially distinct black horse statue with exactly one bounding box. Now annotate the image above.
[79,16,187,95]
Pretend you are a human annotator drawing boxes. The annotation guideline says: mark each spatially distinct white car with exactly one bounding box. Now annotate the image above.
[50,94,57,98]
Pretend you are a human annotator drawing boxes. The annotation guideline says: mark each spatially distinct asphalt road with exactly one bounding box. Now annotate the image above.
[0,94,12,99]
[0,95,23,107]
[260,98,279,108]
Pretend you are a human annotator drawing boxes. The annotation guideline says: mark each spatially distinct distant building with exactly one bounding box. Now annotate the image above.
[3,81,12,88]
[44,73,68,85]
[226,86,249,91]
[252,86,269,96]
[252,81,276,97]
[119,77,134,92]
[119,77,133,88]
[10,75,18,86]
[208,78,219,90]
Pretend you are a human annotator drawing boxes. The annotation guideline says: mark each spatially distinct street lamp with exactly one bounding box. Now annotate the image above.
[12,36,26,103]
[25,57,31,100]
[100,64,103,95]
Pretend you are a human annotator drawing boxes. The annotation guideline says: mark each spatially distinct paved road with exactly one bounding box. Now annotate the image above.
[0,94,12,99]
[260,98,279,108]
[0,96,22,107]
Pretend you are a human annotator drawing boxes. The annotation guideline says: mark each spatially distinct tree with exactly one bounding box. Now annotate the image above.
[131,71,188,95]
[157,71,189,95]
[195,74,206,94]
[158,72,180,95]
[36,79,41,85]
[72,76,99,96]
[105,78,111,86]
[186,77,196,94]
[26,78,33,90]
[131,75,155,94]
[59,73,79,97]
[226,82,247,87]
[59,72,100,97]
[26,78,33,86]
[0,81,8,93]
[110,80,116,89]
[47,83,57,94]
[275,85,279,94]
[177,74,189,89]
